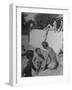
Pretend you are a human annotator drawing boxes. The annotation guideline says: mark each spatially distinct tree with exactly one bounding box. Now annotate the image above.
[35,14,58,29]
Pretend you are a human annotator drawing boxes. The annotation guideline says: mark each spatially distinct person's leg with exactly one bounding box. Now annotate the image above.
[47,48,59,70]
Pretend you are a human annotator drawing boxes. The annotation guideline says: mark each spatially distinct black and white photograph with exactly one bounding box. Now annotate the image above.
[21,12,63,77]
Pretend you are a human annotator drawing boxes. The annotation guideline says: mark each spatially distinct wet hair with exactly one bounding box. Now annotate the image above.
[42,41,48,49]
[35,48,41,53]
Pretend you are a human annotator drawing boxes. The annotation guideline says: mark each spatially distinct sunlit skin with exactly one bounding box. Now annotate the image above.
[32,48,46,74]
[42,41,59,70]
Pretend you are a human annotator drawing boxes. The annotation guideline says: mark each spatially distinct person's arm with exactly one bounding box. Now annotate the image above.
[43,24,49,30]
[44,30,48,41]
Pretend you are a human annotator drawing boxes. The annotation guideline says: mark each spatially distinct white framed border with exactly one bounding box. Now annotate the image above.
[9,4,70,86]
